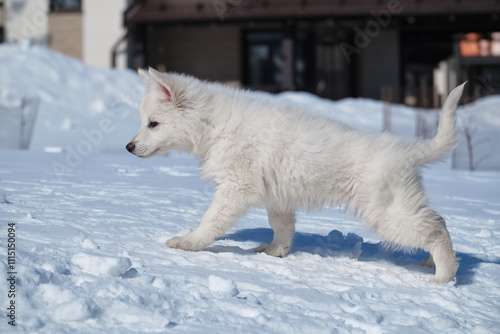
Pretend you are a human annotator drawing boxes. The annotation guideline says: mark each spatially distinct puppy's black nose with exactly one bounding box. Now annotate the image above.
[126,142,135,153]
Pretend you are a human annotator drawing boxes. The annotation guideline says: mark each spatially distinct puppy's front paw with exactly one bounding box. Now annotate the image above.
[428,276,455,284]
[166,235,204,251]
[255,243,290,258]
[254,244,269,253]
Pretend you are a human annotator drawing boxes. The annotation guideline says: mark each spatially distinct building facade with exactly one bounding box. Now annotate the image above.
[2,1,499,104]
[1,0,128,68]
[0,1,4,44]
[123,0,500,105]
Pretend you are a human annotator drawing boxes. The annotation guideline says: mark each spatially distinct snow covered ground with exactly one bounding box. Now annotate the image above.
[1,150,500,333]
[1,43,500,333]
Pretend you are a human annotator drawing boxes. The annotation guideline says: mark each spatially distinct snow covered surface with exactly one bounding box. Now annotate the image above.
[0,42,142,154]
[1,150,500,333]
[278,92,500,171]
[0,43,500,333]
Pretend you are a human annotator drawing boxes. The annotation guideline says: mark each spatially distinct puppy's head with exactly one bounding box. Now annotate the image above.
[126,68,203,158]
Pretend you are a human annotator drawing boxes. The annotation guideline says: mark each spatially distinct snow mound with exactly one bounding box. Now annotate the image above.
[0,190,10,204]
[0,43,142,153]
[278,91,500,170]
[1,43,499,169]
[73,231,99,249]
[39,284,95,323]
[52,299,95,323]
[71,252,132,277]
[208,275,239,296]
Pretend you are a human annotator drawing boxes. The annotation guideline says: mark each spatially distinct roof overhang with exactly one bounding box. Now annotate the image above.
[124,0,500,26]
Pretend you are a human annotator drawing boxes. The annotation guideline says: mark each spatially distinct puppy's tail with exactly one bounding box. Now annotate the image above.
[415,82,466,165]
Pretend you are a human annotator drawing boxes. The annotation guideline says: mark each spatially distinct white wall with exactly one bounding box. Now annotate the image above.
[83,0,128,68]
[4,0,49,44]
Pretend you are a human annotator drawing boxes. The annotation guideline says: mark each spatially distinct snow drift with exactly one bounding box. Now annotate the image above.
[0,42,499,169]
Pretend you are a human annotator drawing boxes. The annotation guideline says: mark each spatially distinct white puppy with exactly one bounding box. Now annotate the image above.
[127,68,464,283]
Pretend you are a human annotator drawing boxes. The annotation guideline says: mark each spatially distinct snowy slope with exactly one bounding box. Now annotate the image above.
[0,42,142,154]
[278,92,500,171]
[0,150,499,333]
[1,43,499,169]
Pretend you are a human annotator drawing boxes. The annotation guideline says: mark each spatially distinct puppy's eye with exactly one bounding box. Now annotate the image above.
[148,121,159,129]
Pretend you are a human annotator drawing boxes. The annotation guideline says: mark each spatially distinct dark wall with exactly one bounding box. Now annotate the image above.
[356,28,400,101]
[147,24,241,83]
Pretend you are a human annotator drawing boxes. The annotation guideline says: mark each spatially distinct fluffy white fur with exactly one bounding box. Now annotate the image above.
[127,68,465,283]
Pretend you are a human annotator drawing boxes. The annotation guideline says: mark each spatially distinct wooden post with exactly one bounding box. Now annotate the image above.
[381,86,394,132]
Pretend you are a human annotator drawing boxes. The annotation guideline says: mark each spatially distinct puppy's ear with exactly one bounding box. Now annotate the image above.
[148,68,173,103]
[138,68,155,87]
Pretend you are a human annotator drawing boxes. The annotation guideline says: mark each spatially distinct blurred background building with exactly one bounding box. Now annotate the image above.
[0,0,128,68]
[1,0,500,106]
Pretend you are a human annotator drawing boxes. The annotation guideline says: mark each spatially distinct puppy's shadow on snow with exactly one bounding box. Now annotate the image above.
[215,228,495,286]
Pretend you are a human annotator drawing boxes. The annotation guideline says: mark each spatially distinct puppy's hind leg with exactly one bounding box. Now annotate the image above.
[369,198,457,283]
[255,209,295,257]
[424,217,458,284]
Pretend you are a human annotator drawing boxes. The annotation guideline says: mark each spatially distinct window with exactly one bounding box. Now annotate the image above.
[243,31,283,92]
[50,0,81,12]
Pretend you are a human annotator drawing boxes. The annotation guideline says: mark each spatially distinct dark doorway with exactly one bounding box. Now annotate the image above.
[313,29,354,100]
[243,28,354,99]
[401,32,454,107]
[243,31,284,92]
